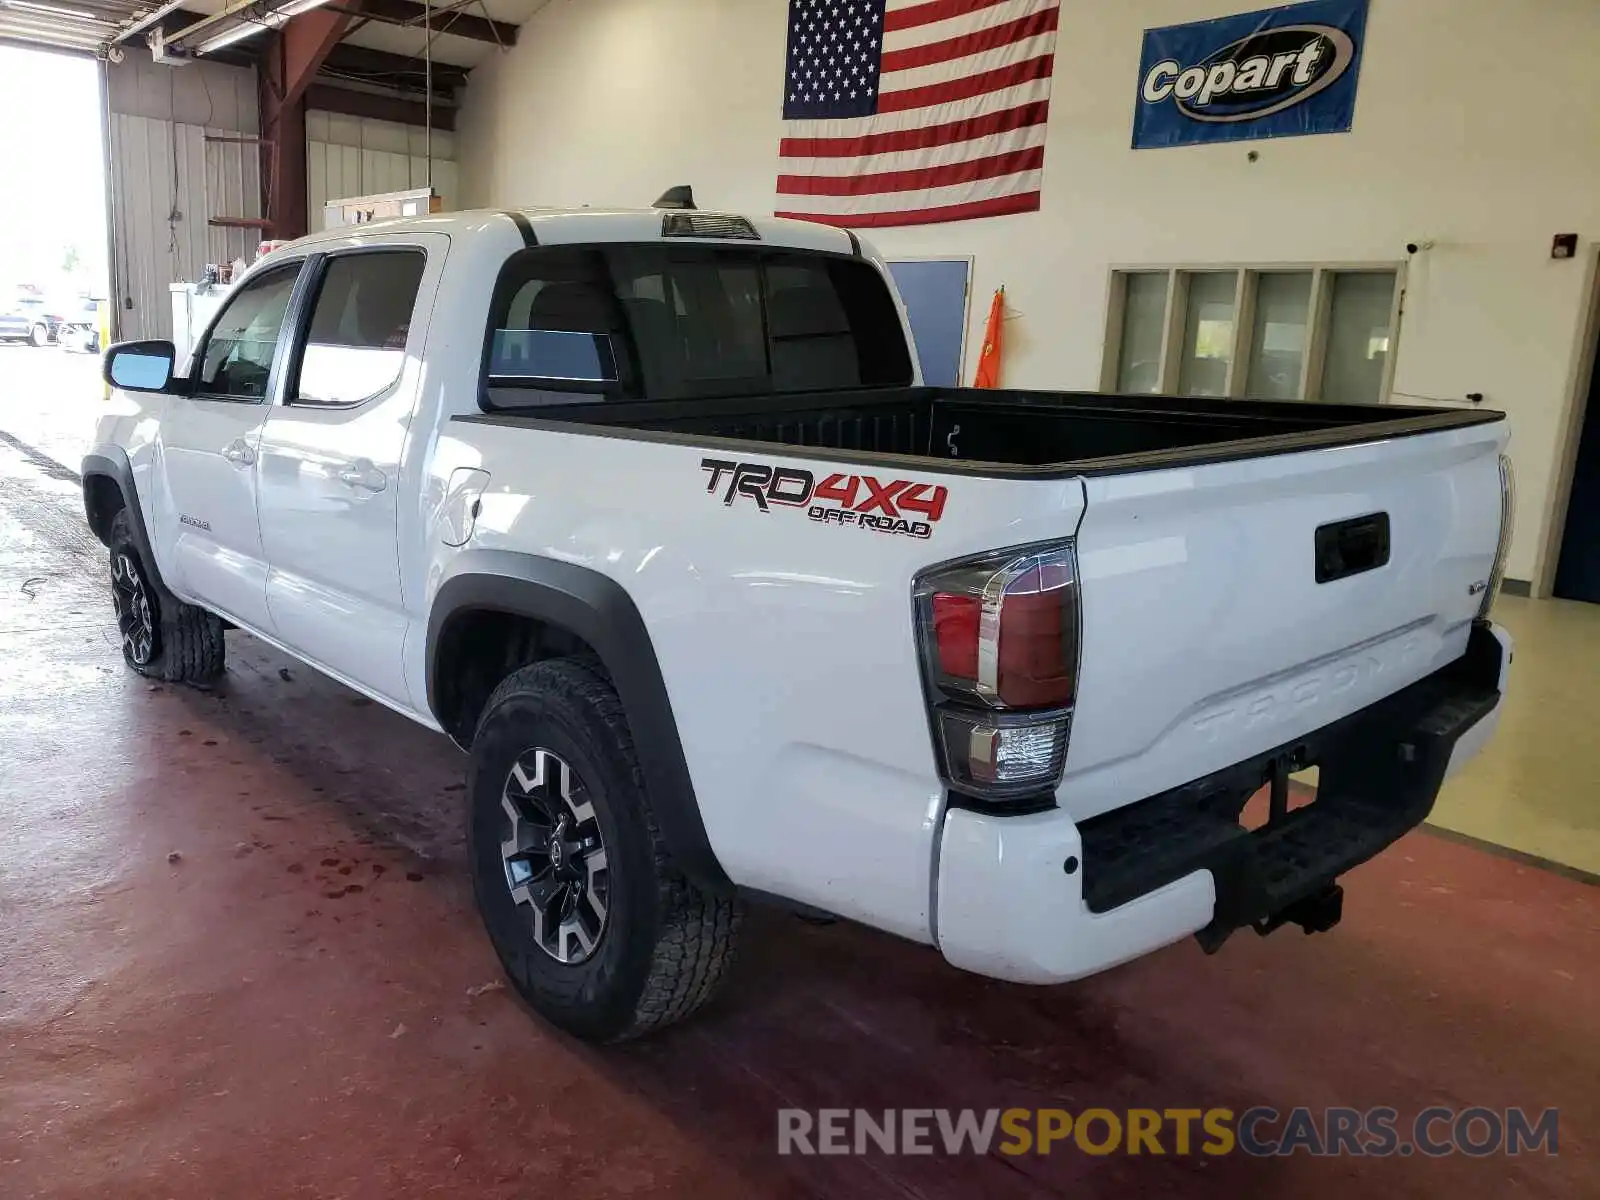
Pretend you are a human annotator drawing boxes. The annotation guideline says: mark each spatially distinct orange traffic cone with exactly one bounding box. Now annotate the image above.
[972,286,1004,389]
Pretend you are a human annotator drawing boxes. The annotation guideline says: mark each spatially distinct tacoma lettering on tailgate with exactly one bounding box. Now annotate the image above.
[1189,631,1428,744]
[700,458,948,540]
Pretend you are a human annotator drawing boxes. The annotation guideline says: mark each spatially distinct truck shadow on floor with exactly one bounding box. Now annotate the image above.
[595,916,1305,1199]
[158,631,1313,1199]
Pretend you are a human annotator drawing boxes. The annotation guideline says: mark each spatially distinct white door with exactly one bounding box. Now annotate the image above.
[155,261,304,631]
[256,240,438,704]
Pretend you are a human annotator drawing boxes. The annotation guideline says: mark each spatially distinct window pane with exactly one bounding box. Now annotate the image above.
[1245,272,1312,400]
[1177,272,1236,397]
[297,252,425,406]
[794,256,913,391]
[1115,272,1167,393]
[484,244,913,405]
[1320,271,1397,405]
[764,255,894,393]
[606,248,911,397]
[490,329,616,382]
[487,247,626,403]
[609,249,769,393]
[198,265,300,398]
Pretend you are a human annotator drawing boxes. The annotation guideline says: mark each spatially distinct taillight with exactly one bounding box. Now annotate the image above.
[913,541,1080,804]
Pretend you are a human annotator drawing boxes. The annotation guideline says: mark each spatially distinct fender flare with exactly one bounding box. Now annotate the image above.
[81,446,169,593]
[427,550,731,893]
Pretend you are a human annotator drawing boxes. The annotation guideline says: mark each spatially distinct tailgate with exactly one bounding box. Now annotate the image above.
[1059,418,1508,822]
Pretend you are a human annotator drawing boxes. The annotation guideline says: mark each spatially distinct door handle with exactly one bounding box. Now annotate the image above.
[222,439,255,467]
[336,463,388,493]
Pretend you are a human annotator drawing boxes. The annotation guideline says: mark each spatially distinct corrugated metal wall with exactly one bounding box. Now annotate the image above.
[105,56,459,337]
[106,116,262,341]
[105,54,261,341]
[307,111,457,230]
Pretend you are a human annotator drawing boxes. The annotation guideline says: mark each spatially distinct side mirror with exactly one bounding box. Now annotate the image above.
[103,340,179,394]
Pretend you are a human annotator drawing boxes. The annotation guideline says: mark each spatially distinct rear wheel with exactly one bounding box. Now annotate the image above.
[467,659,742,1041]
[108,509,225,683]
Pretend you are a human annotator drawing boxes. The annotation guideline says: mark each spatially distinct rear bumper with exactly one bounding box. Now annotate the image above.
[934,621,1510,985]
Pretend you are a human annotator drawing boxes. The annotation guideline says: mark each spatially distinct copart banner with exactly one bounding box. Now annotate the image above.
[1133,0,1369,149]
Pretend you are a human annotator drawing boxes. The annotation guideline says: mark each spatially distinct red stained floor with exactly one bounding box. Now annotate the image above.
[0,449,1596,1199]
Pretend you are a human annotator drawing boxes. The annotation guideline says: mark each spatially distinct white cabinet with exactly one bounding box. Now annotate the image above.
[168,282,232,366]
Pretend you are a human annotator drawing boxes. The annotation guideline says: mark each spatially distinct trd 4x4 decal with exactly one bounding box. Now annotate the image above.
[700,458,948,540]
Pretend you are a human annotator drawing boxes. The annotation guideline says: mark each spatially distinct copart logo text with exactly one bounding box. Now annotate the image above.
[1141,23,1355,122]
[700,458,948,540]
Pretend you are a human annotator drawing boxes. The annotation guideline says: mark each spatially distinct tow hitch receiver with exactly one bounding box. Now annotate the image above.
[1255,883,1343,939]
[1194,883,1344,952]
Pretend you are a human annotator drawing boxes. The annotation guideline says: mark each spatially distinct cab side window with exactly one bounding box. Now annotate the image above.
[195,264,301,400]
[294,251,426,407]
[485,247,627,406]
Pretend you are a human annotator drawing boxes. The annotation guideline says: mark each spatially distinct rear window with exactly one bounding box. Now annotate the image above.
[483,243,912,406]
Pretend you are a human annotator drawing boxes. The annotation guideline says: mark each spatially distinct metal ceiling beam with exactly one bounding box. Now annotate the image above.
[273,6,351,108]
[321,41,468,91]
[111,0,187,44]
[306,81,454,131]
[120,7,277,66]
[259,7,353,238]
[161,0,281,47]
[339,0,515,47]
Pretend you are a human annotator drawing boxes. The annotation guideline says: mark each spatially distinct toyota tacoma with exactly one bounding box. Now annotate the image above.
[83,203,1513,1041]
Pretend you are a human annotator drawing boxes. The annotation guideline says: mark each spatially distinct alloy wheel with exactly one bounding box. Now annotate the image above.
[499,747,611,964]
[111,551,157,666]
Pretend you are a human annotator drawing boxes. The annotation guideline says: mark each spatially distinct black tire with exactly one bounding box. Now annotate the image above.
[29,323,48,347]
[108,509,225,684]
[467,658,742,1042]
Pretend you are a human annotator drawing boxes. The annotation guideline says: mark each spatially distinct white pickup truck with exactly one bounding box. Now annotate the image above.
[84,203,1513,1042]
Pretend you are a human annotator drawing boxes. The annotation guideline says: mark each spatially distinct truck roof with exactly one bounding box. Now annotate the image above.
[280,206,864,259]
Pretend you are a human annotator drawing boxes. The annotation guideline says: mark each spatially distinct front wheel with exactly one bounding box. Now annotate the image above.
[467,659,743,1041]
[108,509,225,683]
[28,322,48,347]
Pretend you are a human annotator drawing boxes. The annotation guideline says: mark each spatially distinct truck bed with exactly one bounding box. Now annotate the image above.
[479,387,1502,476]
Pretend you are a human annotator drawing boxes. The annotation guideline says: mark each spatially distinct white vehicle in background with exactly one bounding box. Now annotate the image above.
[82,200,1513,1041]
[59,297,105,354]
[0,291,61,346]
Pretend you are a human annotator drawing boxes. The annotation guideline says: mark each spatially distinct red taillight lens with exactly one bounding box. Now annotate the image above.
[932,592,981,681]
[996,580,1073,707]
[915,543,1079,711]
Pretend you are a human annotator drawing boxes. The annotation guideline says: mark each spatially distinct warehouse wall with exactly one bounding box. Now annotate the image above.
[105,53,262,341]
[306,111,458,231]
[457,0,1600,586]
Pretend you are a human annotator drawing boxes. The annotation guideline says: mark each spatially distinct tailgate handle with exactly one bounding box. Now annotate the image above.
[1315,512,1390,583]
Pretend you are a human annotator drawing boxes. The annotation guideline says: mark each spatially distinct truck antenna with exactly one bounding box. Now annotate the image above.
[654,186,697,210]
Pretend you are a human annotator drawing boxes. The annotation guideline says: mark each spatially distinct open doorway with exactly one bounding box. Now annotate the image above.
[0,45,111,469]
[1554,311,1600,603]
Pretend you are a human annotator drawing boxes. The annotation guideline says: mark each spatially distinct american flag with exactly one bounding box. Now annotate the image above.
[776,0,1059,228]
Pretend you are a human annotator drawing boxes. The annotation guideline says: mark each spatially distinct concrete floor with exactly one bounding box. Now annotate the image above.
[1431,594,1600,876]
[1,352,1596,1197]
